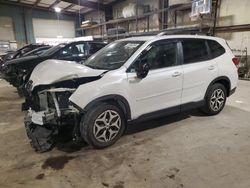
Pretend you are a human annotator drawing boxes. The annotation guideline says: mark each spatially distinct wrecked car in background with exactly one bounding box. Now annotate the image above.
[0,44,49,65]
[22,45,52,57]
[1,41,107,96]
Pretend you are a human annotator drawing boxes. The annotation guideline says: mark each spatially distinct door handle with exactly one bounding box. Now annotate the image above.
[208,65,215,70]
[172,72,182,77]
[172,71,182,77]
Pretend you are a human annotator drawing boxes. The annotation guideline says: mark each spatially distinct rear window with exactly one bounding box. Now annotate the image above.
[207,40,225,58]
[182,39,210,64]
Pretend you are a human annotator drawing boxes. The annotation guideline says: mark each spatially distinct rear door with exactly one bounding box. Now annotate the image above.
[181,39,219,105]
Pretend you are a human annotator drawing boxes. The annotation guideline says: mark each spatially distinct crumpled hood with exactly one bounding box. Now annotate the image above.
[30,59,106,89]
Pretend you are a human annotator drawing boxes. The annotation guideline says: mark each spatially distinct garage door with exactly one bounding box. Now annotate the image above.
[32,18,75,39]
[0,16,15,41]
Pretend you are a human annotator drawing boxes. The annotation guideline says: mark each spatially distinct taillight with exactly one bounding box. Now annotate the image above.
[232,57,240,66]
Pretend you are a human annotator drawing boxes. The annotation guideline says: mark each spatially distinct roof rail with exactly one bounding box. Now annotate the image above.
[157,32,168,36]
[157,31,202,36]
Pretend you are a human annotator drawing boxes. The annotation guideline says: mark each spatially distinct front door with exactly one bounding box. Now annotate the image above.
[126,40,183,118]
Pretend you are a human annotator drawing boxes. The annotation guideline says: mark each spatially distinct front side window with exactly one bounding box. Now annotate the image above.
[42,44,66,56]
[182,39,209,64]
[59,43,85,58]
[84,41,144,70]
[35,48,50,55]
[128,41,178,72]
[16,46,33,58]
[75,44,85,55]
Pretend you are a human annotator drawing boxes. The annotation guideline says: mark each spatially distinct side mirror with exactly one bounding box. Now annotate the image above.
[136,60,149,79]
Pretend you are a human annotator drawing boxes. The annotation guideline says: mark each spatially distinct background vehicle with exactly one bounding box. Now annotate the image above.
[0,44,48,64]
[0,44,48,71]
[22,46,52,57]
[0,50,15,63]
[1,41,107,95]
[23,35,238,152]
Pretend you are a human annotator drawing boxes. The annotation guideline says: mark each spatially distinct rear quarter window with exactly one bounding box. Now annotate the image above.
[207,40,226,58]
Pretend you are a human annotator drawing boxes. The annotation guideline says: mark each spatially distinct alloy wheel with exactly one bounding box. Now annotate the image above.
[93,110,121,143]
[210,89,225,112]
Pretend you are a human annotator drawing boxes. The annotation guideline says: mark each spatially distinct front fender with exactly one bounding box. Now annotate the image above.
[69,69,130,112]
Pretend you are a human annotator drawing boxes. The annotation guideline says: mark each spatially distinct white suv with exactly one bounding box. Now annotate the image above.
[24,35,238,152]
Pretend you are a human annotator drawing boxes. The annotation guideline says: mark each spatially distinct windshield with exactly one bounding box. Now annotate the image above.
[41,44,66,56]
[84,40,144,70]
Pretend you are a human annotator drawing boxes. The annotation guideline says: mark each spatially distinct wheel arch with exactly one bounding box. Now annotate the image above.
[205,76,231,97]
[83,95,131,120]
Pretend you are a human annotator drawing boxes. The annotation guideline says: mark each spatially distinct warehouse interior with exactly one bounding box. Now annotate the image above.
[0,0,250,188]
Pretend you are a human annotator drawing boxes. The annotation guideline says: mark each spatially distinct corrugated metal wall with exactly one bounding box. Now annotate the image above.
[0,3,78,47]
[0,16,15,41]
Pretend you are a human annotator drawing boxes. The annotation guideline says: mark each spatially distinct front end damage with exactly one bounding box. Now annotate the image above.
[22,60,106,152]
[24,88,82,152]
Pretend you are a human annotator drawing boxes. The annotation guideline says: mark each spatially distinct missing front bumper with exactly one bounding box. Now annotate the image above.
[28,109,55,125]
[24,121,58,153]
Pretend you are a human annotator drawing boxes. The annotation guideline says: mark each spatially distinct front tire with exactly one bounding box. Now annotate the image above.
[80,103,125,149]
[201,83,227,115]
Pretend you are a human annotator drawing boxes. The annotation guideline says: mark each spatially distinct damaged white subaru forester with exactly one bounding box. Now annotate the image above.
[23,35,238,152]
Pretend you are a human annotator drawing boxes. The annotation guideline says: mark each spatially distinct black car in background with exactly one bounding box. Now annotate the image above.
[1,41,107,96]
[0,44,49,64]
[22,45,52,57]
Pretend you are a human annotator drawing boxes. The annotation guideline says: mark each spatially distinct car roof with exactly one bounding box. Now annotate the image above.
[119,34,225,43]
[68,40,106,44]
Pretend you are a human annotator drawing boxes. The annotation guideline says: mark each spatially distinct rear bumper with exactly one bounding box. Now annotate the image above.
[229,87,236,96]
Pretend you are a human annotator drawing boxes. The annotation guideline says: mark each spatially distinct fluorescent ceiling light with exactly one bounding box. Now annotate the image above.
[54,7,61,13]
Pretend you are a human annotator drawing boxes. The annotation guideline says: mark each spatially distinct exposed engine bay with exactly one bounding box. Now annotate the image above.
[22,60,107,152]
[24,87,81,152]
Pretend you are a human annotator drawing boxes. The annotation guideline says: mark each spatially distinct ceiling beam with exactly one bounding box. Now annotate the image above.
[34,0,42,6]
[62,3,75,12]
[0,0,76,15]
[49,0,61,9]
[61,0,105,11]
[78,7,94,14]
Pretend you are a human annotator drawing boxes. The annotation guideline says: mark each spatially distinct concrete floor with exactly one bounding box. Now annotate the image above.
[0,79,250,188]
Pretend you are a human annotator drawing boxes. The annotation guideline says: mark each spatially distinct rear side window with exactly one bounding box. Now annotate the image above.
[207,40,225,58]
[182,39,209,64]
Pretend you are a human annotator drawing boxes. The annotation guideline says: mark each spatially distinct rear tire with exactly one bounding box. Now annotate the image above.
[80,103,125,149]
[201,83,227,115]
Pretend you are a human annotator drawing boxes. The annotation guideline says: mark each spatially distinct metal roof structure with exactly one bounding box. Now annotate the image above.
[0,0,119,14]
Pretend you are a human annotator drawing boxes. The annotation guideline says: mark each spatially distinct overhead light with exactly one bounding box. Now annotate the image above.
[57,35,63,38]
[54,7,61,13]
